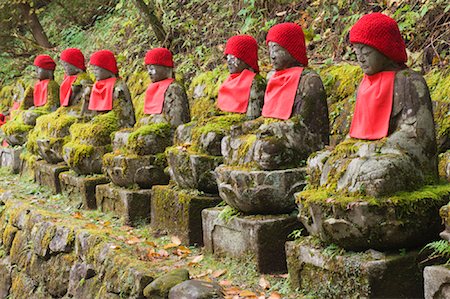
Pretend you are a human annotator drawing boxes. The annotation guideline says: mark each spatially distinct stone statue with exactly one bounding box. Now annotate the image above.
[2,55,60,146]
[103,48,190,188]
[215,23,329,214]
[167,35,266,194]
[307,13,438,197]
[63,50,135,175]
[27,48,93,164]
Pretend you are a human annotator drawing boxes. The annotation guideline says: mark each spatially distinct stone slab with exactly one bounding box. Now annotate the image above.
[202,207,302,273]
[34,160,70,194]
[59,171,109,209]
[286,237,423,298]
[151,185,222,246]
[424,265,450,299]
[96,183,152,226]
[0,146,22,174]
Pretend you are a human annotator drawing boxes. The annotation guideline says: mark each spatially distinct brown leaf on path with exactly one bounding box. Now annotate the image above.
[126,236,142,245]
[212,269,227,278]
[259,276,270,290]
[164,243,179,249]
[145,241,157,247]
[171,235,182,245]
[240,289,257,297]
[219,280,232,287]
[224,286,240,295]
[268,292,282,299]
[157,249,169,257]
[188,254,203,266]
[72,212,83,219]
[84,223,97,229]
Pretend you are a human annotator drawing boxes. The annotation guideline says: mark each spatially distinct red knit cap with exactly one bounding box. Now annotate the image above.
[266,23,308,66]
[89,50,118,74]
[34,55,56,71]
[61,48,86,70]
[144,48,174,67]
[350,13,407,63]
[224,35,259,73]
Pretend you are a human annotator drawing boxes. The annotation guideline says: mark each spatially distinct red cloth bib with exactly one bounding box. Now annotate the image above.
[88,77,116,111]
[217,69,256,113]
[60,75,78,106]
[349,71,396,140]
[144,78,174,114]
[262,67,303,120]
[33,79,50,107]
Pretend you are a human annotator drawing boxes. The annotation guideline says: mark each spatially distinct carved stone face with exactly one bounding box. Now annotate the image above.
[61,61,82,76]
[93,65,115,81]
[147,64,173,82]
[226,54,250,74]
[268,41,299,71]
[35,67,54,80]
[353,44,397,75]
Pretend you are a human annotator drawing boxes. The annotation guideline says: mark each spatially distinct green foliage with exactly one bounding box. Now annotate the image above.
[218,205,242,223]
[423,240,450,264]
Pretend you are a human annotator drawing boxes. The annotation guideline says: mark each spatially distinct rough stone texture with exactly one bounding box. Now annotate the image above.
[96,183,152,226]
[34,160,70,194]
[0,201,155,299]
[215,165,306,214]
[143,269,189,298]
[167,149,222,194]
[59,171,109,209]
[36,137,66,164]
[202,207,302,273]
[286,238,423,298]
[168,280,224,299]
[297,193,448,251]
[63,144,111,175]
[151,185,222,245]
[0,146,22,174]
[103,154,168,189]
[439,151,450,182]
[424,265,450,299]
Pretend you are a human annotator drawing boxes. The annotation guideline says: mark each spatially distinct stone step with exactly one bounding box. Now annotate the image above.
[34,160,70,194]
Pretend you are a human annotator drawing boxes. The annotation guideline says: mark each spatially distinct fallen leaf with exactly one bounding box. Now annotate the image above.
[192,271,209,279]
[239,290,257,297]
[126,236,142,245]
[212,269,227,278]
[72,212,83,219]
[103,221,111,227]
[219,280,232,287]
[188,254,203,265]
[224,286,240,295]
[109,244,120,250]
[145,241,157,247]
[157,249,169,257]
[268,292,282,299]
[171,236,182,245]
[259,276,270,290]
[164,243,179,249]
[276,11,287,16]
[84,223,97,229]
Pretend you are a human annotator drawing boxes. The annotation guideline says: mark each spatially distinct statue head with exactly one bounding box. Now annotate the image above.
[224,35,259,73]
[350,13,407,75]
[266,22,308,71]
[144,48,174,82]
[89,50,118,81]
[33,54,56,80]
[60,48,86,76]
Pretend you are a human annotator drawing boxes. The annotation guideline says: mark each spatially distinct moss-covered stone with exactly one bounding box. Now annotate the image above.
[143,268,189,298]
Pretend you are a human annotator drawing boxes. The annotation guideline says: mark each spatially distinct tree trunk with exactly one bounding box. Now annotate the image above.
[19,3,53,48]
[132,0,171,47]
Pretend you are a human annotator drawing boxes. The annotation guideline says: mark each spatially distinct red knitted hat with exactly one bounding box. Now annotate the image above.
[144,48,174,67]
[61,48,86,71]
[350,13,407,63]
[34,55,56,71]
[266,23,308,66]
[224,35,259,73]
[89,50,118,74]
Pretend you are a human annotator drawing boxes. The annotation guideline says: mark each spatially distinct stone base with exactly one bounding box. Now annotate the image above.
[151,185,222,246]
[59,171,109,209]
[424,265,450,299]
[34,161,70,194]
[96,183,152,226]
[286,237,423,298]
[202,207,302,273]
[0,146,22,174]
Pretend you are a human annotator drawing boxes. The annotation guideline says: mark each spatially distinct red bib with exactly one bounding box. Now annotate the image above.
[60,75,78,106]
[217,69,256,113]
[144,78,174,114]
[33,79,50,107]
[11,101,20,111]
[88,77,116,111]
[349,71,395,140]
[262,67,303,120]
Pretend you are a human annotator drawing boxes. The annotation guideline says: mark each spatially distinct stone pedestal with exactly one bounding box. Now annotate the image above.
[151,185,222,246]
[59,171,109,209]
[424,265,450,299]
[96,183,152,226]
[286,237,423,298]
[34,161,70,194]
[202,207,301,273]
[0,146,22,174]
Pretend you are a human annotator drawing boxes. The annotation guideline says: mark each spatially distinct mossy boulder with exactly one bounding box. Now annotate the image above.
[143,268,189,298]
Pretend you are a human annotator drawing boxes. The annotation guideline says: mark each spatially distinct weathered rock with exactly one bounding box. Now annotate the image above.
[31,221,56,258]
[215,165,306,214]
[0,146,22,174]
[96,183,152,226]
[173,122,194,145]
[67,263,98,298]
[202,207,302,273]
[63,144,111,175]
[440,202,450,242]
[286,237,423,298]
[143,269,189,298]
[168,280,224,299]
[151,185,222,245]
[36,138,66,164]
[49,226,74,254]
[424,265,450,299]
[34,160,70,194]
[0,257,12,298]
[59,171,109,209]
[439,151,450,182]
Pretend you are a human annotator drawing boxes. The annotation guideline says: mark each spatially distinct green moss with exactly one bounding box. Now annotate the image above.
[218,205,242,223]
[70,111,119,145]
[64,142,95,168]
